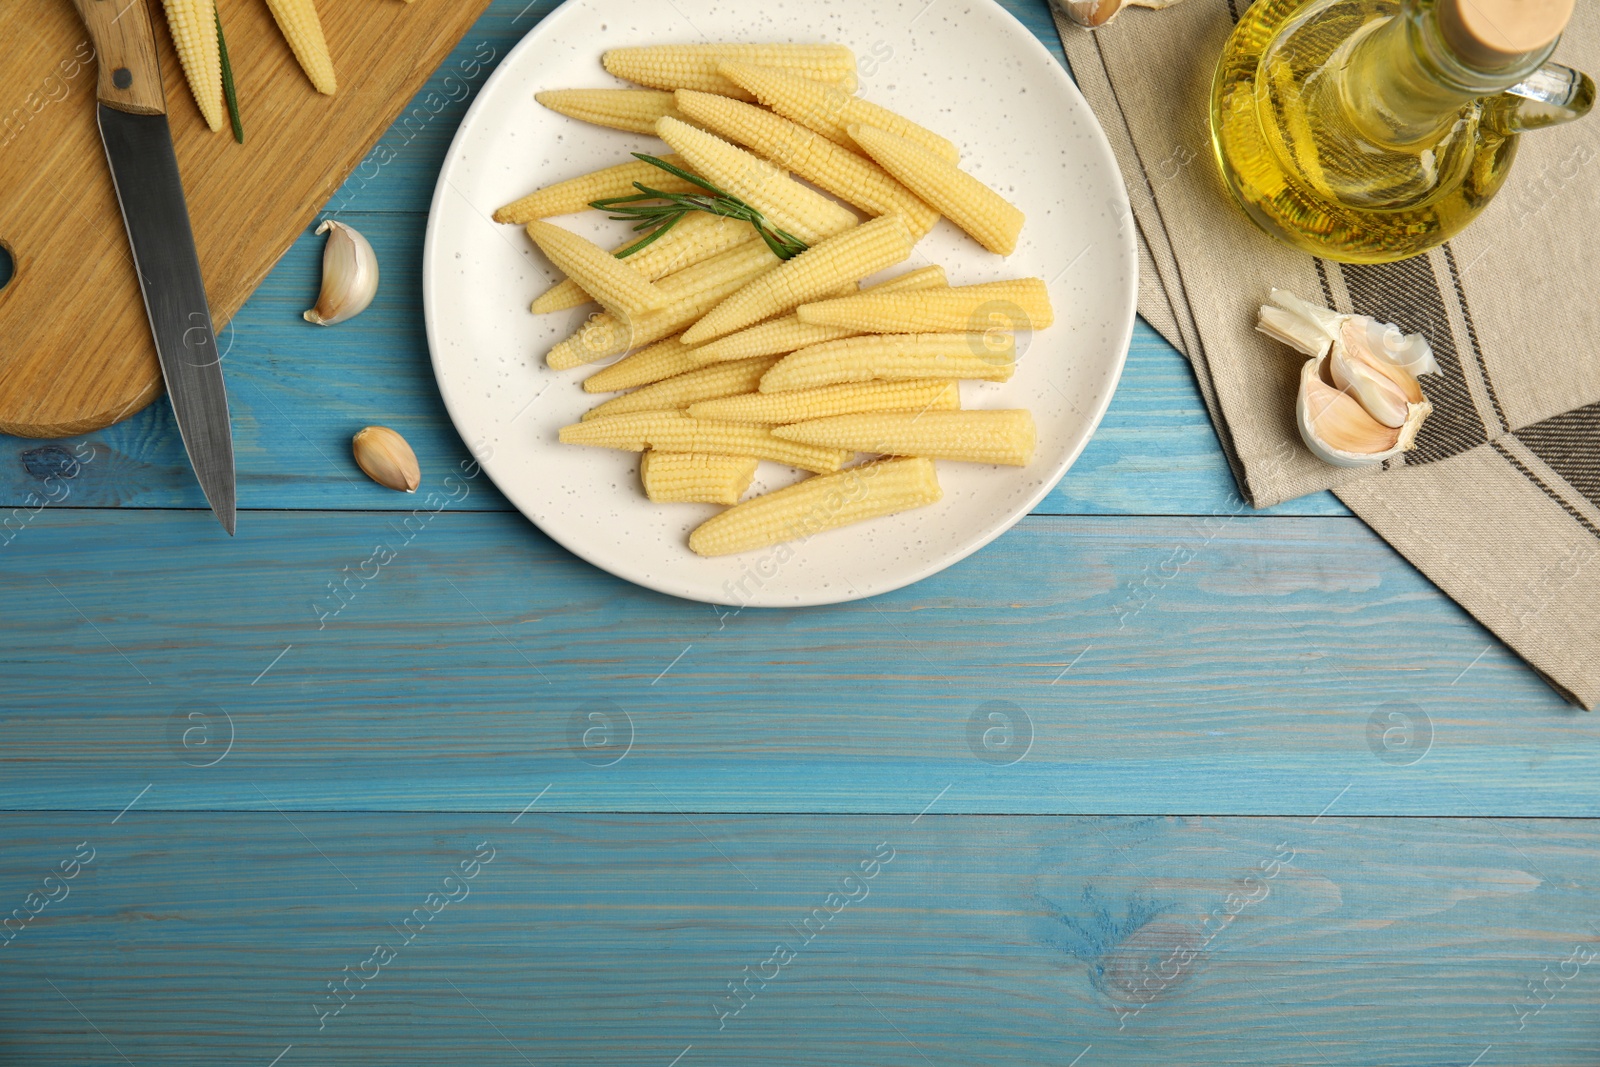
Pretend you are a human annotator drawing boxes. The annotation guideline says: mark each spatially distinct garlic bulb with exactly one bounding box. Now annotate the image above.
[1056,0,1189,28]
[305,220,378,326]
[1258,290,1437,468]
[352,426,420,492]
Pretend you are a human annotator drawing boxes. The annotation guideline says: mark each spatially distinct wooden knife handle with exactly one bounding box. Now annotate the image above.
[69,0,167,115]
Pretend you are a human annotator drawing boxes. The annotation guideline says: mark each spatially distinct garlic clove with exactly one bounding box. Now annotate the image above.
[352,426,420,492]
[1297,359,1403,466]
[1057,0,1188,27]
[1329,343,1411,428]
[305,220,379,326]
[1340,317,1425,398]
[1059,0,1125,26]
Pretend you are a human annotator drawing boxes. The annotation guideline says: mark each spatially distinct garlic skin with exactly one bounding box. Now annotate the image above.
[1355,315,1439,379]
[1257,290,1342,356]
[1259,290,1436,468]
[352,426,420,492]
[305,220,379,326]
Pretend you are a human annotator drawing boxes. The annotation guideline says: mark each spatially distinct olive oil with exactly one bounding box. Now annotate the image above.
[1209,0,1581,263]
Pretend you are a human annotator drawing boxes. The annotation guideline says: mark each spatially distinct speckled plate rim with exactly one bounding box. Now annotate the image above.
[423,0,1137,607]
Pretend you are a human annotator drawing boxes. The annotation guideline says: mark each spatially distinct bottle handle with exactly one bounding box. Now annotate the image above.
[1483,63,1596,135]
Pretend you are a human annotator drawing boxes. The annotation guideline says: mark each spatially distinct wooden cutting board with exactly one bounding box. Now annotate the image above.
[0,0,493,438]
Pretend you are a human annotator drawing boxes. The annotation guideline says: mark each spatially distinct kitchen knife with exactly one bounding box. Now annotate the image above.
[71,0,236,534]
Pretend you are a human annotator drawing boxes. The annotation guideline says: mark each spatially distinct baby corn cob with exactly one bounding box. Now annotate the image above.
[681,215,914,346]
[264,0,336,95]
[536,89,683,135]
[582,356,783,420]
[603,44,858,101]
[641,453,759,505]
[684,313,850,367]
[494,155,699,224]
[759,333,1015,392]
[583,337,703,393]
[688,379,960,424]
[548,242,781,369]
[798,278,1053,333]
[533,284,598,316]
[162,0,224,131]
[674,90,939,238]
[850,125,1024,256]
[718,62,959,163]
[525,220,670,321]
[559,412,850,474]
[656,118,858,245]
[532,214,758,314]
[774,409,1036,466]
[688,457,941,556]
[688,263,947,367]
[871,265,949,289]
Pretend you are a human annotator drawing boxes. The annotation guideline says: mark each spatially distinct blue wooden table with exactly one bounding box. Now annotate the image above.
[3,2,1597,1063]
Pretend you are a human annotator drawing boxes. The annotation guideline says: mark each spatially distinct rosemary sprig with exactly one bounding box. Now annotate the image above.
[216,9,244,144]
[590,153,809,261]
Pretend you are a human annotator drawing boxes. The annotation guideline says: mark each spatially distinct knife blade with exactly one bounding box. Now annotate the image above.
[74,0,236,535]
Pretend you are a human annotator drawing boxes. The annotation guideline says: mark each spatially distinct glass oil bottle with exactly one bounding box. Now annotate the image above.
[1211,0,1594,262]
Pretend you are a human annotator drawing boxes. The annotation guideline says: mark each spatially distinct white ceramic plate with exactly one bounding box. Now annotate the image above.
[423,0,1136,607]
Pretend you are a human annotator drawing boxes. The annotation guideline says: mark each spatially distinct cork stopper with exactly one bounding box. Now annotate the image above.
[1437,0,1575,68]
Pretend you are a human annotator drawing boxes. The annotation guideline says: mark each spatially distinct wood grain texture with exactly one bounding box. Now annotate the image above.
[0,0,492,437]
[0,1,1595,1059]
[1,508,1590,815]
[68,0,166,114]
[1,813,1597,1065]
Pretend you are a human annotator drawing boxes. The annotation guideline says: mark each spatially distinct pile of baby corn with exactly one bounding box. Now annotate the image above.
[495,43,1052,558]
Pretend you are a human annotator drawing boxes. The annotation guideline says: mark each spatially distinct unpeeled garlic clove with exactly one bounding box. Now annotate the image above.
[1056,0,1188,27]
[1331,315,1431,429]
[1339,319,1424,404]
[305,220,378,325]
[352,426,420,492]
[1298,360,1402,464]
[1329,343,1411,428]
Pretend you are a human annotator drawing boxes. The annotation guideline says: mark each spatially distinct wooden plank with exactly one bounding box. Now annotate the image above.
[1,813,1596,1064]
[1,509,1588,815]
[0,211,1348,517]
[0,0,494,437]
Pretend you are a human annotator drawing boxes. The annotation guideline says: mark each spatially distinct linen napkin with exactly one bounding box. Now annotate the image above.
[1054,1,1600,708]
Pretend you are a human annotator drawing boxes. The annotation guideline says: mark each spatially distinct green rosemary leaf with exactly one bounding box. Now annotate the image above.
[753,227,791,260]
[590,193,661,209]
[613,217,684,258]
[587,155,813,261]
[216,9,244,144]
[756,219,808,258]
[631,153,727,198]
[632,183,710,205]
